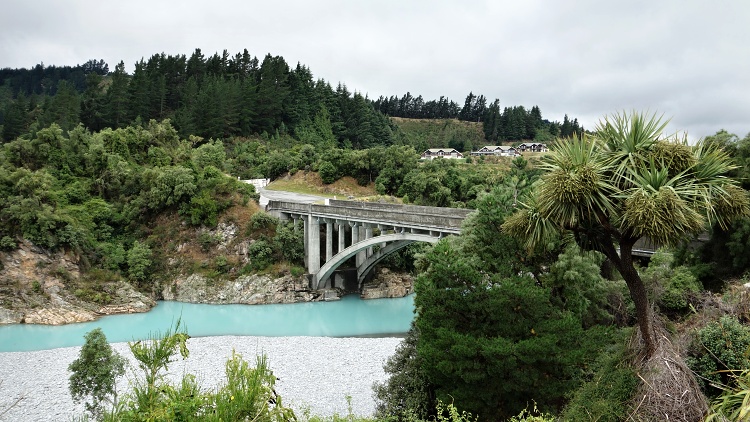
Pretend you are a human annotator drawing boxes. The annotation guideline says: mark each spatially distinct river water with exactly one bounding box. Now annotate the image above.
[0,295,415,352]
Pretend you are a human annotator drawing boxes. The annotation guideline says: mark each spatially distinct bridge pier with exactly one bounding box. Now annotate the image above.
[306,215,321,275]
[365,225,373,258]
[338,221,346,254]
[325,219,333,262]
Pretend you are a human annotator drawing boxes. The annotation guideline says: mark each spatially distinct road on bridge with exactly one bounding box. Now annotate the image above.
[258,188,327,208]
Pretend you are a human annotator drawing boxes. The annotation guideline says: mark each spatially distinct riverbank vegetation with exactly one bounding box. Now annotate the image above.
[3,51,750,420]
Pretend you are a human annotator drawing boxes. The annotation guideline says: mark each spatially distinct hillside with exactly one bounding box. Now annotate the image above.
[390,117,486,153]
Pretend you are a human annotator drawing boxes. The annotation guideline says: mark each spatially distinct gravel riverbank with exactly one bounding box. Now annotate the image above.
[0,336,403,421]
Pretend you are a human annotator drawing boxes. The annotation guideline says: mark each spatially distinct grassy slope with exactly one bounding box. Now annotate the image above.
[390,117,486,152]
[267,171,396,202]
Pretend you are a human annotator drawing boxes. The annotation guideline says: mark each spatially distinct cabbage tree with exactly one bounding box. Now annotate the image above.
[503,111,750,355]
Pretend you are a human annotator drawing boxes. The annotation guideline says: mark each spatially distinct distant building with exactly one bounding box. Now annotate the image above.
[471,145,519,157]
[420,148,464,160]
[516,142,548,153]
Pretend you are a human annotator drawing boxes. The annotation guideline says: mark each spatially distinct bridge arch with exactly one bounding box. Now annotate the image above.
[313,233,440,289]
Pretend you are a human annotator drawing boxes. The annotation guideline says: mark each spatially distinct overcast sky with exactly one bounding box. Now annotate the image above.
[2,0,748,139]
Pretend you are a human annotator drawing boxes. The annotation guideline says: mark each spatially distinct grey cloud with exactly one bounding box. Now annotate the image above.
[1,0,748,138]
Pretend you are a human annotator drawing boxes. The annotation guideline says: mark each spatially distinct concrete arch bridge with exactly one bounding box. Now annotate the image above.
[267,199,473,290]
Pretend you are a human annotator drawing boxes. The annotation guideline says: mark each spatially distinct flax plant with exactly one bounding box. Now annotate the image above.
[706,369,750,422]
[503,111,750,355]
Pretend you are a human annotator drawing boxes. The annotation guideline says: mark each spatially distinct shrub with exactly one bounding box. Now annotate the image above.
[249,211,279,232]
[273,222,304,265]
[0,235,17,251]
[561,329,638,421]
[180,191,219,227]
[98,242,126,271]
[508,402,555,422]
[52,266,73,282]
[68,328,126,419]
[642,249,701,313]
[127,240,152,283]
[318,161,337,184]
[433,400,477,422]
[198,231,220,252]
[290,266,305,278]
[215,255,229,273]
[373,327,431,421]
[248,239,273,271]
[687,315,750,396]
[210,353,295,421]
[105,322,295,421]
[659,266,701,312]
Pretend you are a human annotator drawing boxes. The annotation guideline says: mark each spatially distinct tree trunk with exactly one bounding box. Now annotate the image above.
[617,240,656,356]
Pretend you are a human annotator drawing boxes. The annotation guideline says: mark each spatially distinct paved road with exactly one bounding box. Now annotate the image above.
[258,188,327,208]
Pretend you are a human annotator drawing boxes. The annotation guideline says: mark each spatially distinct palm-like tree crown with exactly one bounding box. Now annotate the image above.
[504,111,750,250]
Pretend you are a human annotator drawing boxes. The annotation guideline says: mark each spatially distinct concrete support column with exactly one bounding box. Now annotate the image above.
[378,224,387,250]
[307,215,321,274]
[365,224,374,257]
[303,217,308,267]
[337,221,346,254]
[325,219,333,262]
[350,221,359,245]
[352,223,365,267]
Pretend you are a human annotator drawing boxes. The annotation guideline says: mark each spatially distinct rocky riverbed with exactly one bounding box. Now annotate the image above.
[0,336,403,421]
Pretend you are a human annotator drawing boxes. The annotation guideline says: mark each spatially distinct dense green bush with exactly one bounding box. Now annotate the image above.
[561,329,637,421]
[127,240,153,283]
[659,266,701,311]
[249,211,279,231]
[642,250,701,314]
[687,315,750,395]
[373,326,431,421]
[415,238,595,420]
[248,239,274,271]
[273,222,304,265]
[318,161,337,184]
[180,191,220,227]
[0,235,17,251]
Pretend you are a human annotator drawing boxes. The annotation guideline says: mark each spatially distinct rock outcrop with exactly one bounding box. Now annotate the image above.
[161,273,331,304]
[360,268,414,299]
[0,241,155,325]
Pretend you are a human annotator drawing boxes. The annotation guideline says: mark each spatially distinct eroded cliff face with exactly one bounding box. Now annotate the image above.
[0,241,155,325]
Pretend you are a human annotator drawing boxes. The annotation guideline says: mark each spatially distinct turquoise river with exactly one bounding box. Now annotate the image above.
[0,295,415,353]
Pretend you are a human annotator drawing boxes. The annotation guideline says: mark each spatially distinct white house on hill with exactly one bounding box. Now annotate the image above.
[471,145,519,157]
[420,148,464,160]
[516,142,548,153]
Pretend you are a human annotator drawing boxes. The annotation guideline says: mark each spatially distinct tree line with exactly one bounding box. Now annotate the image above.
[372,91,584,143]
[1,49,395,150]
[2,48,586,152]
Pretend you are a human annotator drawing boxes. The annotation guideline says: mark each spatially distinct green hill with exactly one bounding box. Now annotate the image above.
[390,117,486,153]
